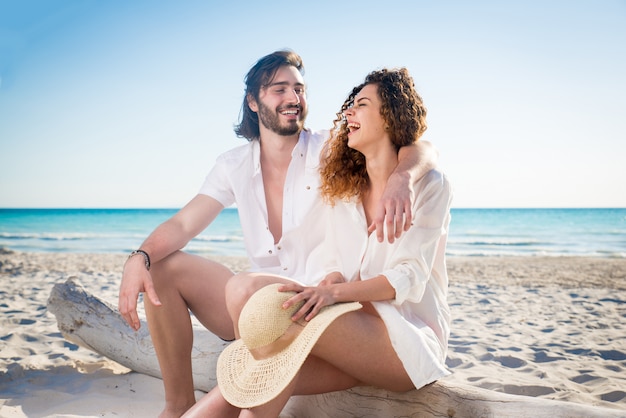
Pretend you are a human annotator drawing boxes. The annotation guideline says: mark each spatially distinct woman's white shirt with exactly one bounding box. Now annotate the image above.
[306,169,453,388]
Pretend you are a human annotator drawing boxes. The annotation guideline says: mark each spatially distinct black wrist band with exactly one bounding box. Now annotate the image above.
[129,249,151,271]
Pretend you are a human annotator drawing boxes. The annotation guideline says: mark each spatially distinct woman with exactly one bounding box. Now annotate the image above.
[183,67,452,417]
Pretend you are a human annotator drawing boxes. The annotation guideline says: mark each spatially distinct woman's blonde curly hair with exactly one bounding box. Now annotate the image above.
[319,68,427,204]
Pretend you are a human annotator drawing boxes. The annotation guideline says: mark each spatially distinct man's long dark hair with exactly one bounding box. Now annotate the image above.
[234,50,305,141]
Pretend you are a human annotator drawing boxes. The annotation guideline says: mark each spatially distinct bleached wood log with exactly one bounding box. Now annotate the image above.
[47,276,228,389]
[48,278,623,418]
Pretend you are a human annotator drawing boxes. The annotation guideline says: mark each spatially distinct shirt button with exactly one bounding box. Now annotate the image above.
[268,250,273,254]
[277,246,282,250]
[306,186,311,190]
[283,267,288,271]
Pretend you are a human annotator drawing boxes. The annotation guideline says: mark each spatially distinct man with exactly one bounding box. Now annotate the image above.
[118,50,437,417]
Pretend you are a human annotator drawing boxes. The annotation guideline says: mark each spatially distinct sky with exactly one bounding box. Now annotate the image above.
[1,0,625,209]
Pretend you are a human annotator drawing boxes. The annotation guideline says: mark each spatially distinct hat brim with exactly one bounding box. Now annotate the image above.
[217,300,361,408]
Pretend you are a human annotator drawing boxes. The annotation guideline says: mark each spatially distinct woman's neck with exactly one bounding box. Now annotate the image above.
[361,146,399,225]
[364,144,398,195]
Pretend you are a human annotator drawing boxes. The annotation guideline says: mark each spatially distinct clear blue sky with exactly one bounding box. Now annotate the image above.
[1,0,625,208]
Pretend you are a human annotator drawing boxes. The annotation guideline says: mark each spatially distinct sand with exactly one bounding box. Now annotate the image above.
[1,249,625,417]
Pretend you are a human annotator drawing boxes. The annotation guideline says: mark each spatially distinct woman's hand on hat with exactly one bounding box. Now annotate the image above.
[278,283,338,322]
[318,272,346,287]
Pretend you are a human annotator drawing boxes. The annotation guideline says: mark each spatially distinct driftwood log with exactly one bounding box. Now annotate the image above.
[47,277,623,418]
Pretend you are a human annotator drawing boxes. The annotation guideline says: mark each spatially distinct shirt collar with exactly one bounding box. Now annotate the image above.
[252,129,314,176]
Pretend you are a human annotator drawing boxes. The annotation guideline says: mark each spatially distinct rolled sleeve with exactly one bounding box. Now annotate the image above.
[381,243,433,305]
[382,265,416,305]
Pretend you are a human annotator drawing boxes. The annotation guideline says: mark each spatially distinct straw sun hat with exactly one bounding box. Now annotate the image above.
[217,283,362,408]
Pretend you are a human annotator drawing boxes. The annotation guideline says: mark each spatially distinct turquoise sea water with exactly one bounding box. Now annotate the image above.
[0,208,624,258]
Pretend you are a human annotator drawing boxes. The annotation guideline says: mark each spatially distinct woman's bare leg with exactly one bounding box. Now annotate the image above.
[226,274,412,391]
[236,354,366,417]
[181,385,240,418]
[311,311,414,392]
[180,312,412,417]
[181,351,360,417]
[197,273,413,417]
[145,251,235,418]
[239,377,298,418]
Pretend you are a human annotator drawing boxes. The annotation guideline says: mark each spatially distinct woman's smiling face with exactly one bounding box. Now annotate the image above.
[343,83,388,154]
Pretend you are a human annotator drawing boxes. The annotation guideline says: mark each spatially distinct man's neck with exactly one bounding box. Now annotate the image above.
[259,130,301,167]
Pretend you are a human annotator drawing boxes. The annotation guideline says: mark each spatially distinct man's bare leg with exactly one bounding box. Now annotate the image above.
[145,251,235,418]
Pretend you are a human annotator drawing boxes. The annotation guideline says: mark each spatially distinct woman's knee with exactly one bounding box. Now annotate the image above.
[224,273,290,324]
[224,273,260,309]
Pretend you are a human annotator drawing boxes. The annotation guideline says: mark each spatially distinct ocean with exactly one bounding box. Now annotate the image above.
[0,208,624,258]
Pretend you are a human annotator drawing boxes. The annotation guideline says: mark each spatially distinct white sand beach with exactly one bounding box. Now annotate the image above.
[1,250,625,417]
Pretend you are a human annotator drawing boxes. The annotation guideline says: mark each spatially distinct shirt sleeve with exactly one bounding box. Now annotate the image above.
[382,170,452,305]
[197,154,236,208]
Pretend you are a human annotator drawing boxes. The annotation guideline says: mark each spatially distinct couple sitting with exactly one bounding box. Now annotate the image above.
[184,66,452,417]
[119,50,451,418]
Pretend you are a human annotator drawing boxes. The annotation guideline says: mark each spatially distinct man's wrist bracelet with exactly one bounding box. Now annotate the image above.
[128,249,151,271]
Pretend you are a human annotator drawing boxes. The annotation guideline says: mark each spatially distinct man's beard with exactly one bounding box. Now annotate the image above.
[257,102,307,136]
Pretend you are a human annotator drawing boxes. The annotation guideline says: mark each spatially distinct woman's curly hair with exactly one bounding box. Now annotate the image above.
[319,67,427,204]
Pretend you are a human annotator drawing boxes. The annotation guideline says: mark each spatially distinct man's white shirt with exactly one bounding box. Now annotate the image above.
[199,129,328,283]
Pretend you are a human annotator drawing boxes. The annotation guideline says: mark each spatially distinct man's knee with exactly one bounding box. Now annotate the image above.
[149,251,185,289]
